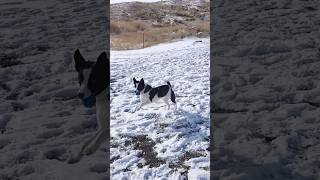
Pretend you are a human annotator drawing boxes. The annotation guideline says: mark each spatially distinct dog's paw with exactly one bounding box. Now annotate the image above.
[83,147,94,156]
[66,144,84,164]
[83,143,99,155]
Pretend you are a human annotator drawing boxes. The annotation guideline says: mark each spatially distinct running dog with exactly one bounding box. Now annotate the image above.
[133,77,177,112]
[68,49,109,163]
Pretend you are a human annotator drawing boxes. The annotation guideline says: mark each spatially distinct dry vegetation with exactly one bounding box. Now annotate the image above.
[111,2,209,50]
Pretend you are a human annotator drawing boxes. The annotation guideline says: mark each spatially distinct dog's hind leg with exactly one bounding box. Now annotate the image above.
[163,98,170,110]
[170,89,177,110]
[134,101,147,112]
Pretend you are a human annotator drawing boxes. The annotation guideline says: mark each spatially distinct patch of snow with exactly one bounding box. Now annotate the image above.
[111,38,210,178]
[187,169,209,180]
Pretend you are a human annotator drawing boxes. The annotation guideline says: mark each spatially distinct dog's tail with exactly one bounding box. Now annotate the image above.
[167,81,176,104]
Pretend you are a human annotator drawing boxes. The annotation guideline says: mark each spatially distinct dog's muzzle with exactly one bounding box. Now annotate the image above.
[81,95,96,108]
[135,91,140,96]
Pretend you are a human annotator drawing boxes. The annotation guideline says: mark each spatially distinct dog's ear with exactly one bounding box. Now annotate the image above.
[95,52,108,67]
[133,77,139,83]
[74,49,87,72]
[88,52,109,96]
[137,78,145,91]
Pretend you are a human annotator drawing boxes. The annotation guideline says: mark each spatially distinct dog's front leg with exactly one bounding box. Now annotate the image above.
[166,101,170,110]
[83,96,108,155]
[68,92,108,163]
[67,131,101,164]
[83,128,108,155]
[96,98,107,129]
[134,103,143,112]
[174,103,177,110]
[133,100,148,113]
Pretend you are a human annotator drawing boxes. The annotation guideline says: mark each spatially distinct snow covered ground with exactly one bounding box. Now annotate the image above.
[110,38,210,179]
[0,0,108,179]
[212,0,320,179]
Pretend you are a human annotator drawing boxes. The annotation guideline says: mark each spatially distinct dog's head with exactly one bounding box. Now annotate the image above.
[133,77,140,88]
[74,49,109,107]
[133,77,145,95]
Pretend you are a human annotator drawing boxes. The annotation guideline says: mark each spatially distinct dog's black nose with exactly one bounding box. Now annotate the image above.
[78,93,84,99]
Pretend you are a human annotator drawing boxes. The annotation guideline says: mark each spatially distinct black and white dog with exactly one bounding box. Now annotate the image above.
[133,77,177,112]
[68,49,109,163]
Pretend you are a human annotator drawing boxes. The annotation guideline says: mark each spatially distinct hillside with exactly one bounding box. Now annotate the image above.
[110,1,209,50]
[0,0,109,179]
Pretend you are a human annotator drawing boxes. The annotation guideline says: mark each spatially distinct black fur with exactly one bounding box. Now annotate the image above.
[149,85,169,102]
[74,50,109,96]
[133,77,139,88]
[156,85,170,97]
[74,49,94,72]
[144,84,152,93]
[149,88,157,101]
[88,52,109,96]
[137,78,145,92]
[171,89,176,103]
[74,50,94,85]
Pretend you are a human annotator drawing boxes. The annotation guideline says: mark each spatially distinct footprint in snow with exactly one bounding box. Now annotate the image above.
[123,108,130,112]
[89,163,108,173]
[44,147,68,161]
[37,129,64,139]
[18,164,35,176]
[144,113,161,119]
[0,138,11,150]
[14,150,34,164]
[67,118,97,136]
[42,121,66,129]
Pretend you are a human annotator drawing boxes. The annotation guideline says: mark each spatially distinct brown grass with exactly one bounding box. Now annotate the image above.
[111,20,209,50]
[110,20,148,35]
[110,2,210,50]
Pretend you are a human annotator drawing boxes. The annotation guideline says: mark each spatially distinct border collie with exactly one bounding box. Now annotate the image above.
[133,77,177,112]
[68,49,109,163]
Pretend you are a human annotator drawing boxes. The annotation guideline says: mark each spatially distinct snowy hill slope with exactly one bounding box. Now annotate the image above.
[212,0,320,179]
[110,38,210,179]
[0,0,108,179]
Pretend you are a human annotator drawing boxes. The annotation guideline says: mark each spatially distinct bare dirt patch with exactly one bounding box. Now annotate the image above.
[126,135,166,168]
